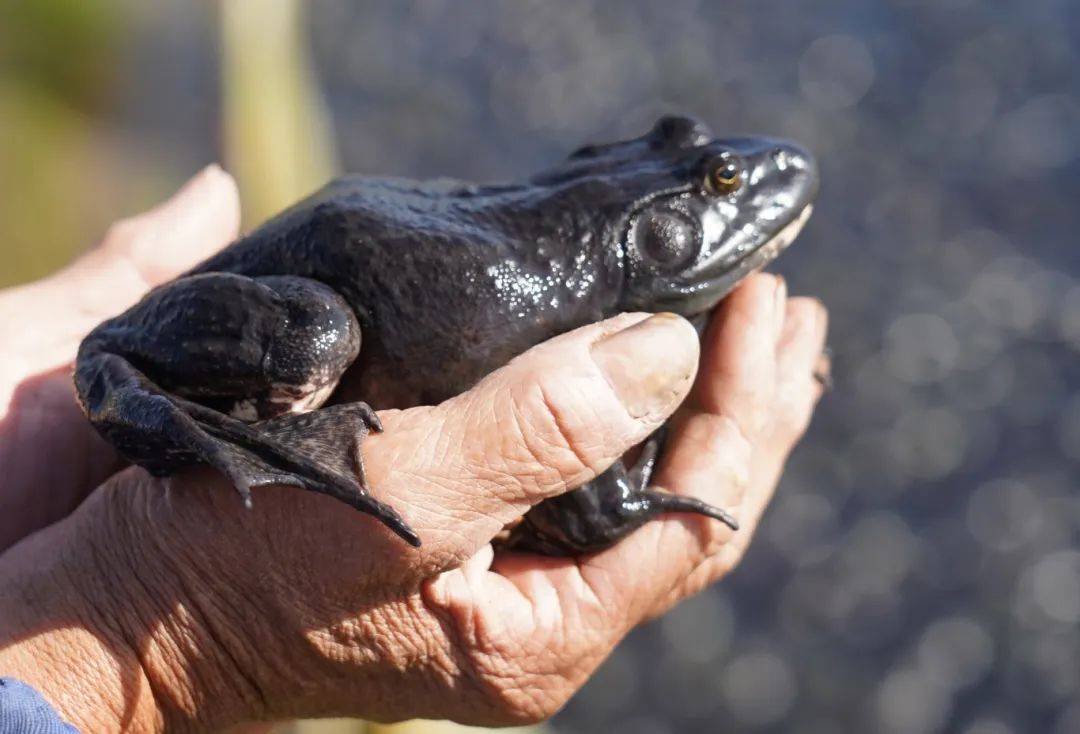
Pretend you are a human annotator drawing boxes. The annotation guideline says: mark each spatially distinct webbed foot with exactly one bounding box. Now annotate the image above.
[74,272,420,547]
[500,434,736,556]
[78,352,418,546]
[182,400,419,547]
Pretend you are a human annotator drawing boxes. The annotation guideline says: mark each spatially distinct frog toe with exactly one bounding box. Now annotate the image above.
[188,401,421,547]
[637,488,740,531]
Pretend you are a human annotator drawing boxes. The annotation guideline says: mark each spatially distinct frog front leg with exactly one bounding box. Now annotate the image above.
[500,433,738,556]
[74,272,419,546]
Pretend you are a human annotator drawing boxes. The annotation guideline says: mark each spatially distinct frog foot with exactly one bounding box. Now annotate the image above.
[499,434,736,555]
[77,350,418,546]
[75,289,419,547]
[633,488,740,530]
[173,399,420,547]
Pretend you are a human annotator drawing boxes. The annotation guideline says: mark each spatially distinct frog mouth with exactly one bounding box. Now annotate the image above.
[737,203,813,273]
[715,202,813,290]
[670,203,813,317]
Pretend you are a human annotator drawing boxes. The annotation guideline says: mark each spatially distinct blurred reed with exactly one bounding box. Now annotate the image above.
[220,5,540,733]
[220,0,338,228]
[0,0,131,288]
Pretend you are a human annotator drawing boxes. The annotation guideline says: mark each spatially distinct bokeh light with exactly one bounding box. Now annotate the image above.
[2,1,1079,732]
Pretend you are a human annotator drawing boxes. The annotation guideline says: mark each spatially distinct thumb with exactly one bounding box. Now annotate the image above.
[1,166,242,371]
[366,312,700,566]
[58,164,241,320]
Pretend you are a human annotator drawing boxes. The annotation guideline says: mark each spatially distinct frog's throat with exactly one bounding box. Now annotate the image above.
[714,202,813,298]
[707,202,814,293]
[756,203,813,267]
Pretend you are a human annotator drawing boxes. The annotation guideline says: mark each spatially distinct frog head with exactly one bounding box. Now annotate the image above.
[536,115,819,317]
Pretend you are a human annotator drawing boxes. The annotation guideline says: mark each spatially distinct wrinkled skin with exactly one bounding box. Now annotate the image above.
[0,168,829,731]
[73,115,818,553]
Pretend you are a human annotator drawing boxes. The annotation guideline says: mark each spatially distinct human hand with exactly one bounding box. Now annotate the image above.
[0,168,827,732]
[0,166,240,552]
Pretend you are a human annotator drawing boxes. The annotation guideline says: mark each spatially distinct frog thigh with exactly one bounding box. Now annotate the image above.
[73,272,419,546]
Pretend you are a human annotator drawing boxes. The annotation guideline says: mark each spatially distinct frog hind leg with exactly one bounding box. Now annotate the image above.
[500,433,737,556]
[74,272,419,547]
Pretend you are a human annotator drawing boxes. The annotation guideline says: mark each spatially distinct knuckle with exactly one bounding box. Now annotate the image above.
[474,673,567,725]
[422,584,571,724]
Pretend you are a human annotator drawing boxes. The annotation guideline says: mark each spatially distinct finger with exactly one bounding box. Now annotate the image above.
[649,297,830,615]
[56,165,241,322]
[773,297,829,445]
[652,273,786,539]
[363,312,700,567]
[733,298,829,534]
[0,167,242,547]
[548,274,787,621]
[691,272,787,436]
[470,292,828,672]
[430,291,823,689]
[425,547,609,718]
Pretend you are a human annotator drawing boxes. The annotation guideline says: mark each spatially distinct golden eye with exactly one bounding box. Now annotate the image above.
[704,156,743,195]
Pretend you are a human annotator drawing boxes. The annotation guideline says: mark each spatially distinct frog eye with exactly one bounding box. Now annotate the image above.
[704,154,743,195]
[633,212,698,269]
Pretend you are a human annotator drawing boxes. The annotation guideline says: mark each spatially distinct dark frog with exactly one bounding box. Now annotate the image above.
[74,115,819,555]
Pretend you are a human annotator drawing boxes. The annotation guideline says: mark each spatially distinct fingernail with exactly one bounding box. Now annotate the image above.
[591,313,698,419]
[170,164,225,205]
[194,162,225,182]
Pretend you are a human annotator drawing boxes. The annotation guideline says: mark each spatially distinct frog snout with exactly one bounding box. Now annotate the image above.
[728,137,819,214]
[768,140,819,209]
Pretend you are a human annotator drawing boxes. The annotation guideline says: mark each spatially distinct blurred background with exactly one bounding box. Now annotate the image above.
[3,1,1080,732]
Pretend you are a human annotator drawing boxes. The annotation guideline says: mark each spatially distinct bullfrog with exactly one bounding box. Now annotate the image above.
[74,115,818,555]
